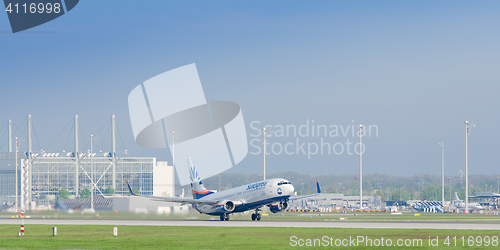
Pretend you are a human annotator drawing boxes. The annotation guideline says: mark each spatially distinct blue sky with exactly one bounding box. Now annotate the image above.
[1,1,499,179]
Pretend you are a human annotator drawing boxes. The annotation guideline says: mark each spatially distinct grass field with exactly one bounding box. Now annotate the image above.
[266,212,500,223]
[1,211,499,249]
[2,210,500,223]
[0,225,499,249]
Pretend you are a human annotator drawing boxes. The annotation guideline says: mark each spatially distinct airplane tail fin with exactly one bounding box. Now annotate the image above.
[188,158,214,199]
[454,192,460,201]
[316,179,321,194]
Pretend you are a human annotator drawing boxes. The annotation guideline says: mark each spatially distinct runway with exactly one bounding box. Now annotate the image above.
[1,219,499,230]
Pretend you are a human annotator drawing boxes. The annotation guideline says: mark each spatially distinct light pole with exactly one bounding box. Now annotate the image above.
[262,127,273,180]
[90,135,94,211]
[438,142,444,207]
[497,177,499,193]
[465,121,475,213]
[459,170,463,197]
[15,137,18,211]
[359,125,367,208]
[90,134,99,211]
[449,177,453,202]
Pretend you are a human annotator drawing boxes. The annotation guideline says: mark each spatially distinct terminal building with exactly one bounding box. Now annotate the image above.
[288,193,382,209]
[0,115,174,210]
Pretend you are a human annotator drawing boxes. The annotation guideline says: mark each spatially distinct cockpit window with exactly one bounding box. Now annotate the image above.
[278,181,291,186]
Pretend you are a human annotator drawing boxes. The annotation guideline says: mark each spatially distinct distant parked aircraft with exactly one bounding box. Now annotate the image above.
[0,202,15,211]
[452,192,483,211]
[344,200,361,209]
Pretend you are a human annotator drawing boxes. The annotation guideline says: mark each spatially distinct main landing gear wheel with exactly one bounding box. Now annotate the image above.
[220,214,230,221]
[251,212,262,221]
[252,208,262,221]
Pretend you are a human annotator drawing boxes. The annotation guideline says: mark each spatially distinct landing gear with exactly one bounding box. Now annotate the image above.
[251,209,262,221]
[220,213,230,221]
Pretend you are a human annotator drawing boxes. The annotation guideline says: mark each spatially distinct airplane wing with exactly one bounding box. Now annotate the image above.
[288,193,320,201]
[288,179,322,201]
[126,181,219,205]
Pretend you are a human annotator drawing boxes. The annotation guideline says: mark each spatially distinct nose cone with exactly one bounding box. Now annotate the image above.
[284,184,295,196]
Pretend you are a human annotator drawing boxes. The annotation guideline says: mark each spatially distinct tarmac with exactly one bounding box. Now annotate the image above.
[1,219,499,230]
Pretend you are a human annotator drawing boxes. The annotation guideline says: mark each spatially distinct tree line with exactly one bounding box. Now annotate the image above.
[193,172,500,201]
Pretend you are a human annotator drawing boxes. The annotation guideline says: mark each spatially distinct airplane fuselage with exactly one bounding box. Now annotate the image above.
[194,178,294,215]
[453,201,483,210]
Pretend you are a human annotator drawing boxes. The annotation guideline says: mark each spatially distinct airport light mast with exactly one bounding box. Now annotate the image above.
[438,142,444,207]
[90,134,99,211]
[15,137,18,211]
[262,127,273,180]
[465,121,475,213]
[449,177,453,202]
[359,125,367,208]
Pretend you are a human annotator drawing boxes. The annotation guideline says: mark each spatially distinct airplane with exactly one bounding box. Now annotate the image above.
[344,200,361,209]
[0,202,15,211]
[304,200,321,210]
[452,192,483,211]
[126,158,321,221]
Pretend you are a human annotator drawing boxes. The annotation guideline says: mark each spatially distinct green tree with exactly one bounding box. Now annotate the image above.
[363,180,373,195]
[106,186,115,195]
[132,188,140,195]
[423,184,440,201]
[391,188,410,201]
[375,190,386,201]
[59,188,70,199]
[80,188,91,198]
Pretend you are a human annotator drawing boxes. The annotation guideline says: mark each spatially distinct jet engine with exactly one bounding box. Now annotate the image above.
[269,201,288,213]
[215,200,235,213]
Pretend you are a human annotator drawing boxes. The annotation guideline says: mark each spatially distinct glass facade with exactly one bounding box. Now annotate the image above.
[0,171,17,203]
[29,156,155,206]
[0,157,20,204]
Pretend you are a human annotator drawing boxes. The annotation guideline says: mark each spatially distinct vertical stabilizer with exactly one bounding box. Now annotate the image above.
[316,179,321,194]
[454,192,460,201]
[188,158,214,199]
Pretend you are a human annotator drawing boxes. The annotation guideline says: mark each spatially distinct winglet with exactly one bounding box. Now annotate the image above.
[126,180,139,196]
[316,179,321,194]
